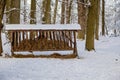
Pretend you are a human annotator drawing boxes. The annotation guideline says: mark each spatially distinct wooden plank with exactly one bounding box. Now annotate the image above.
[69,31,72,48]
[13,48,74,52]
[73,31,77,56]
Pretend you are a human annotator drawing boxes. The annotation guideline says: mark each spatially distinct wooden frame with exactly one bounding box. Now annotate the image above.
[5,24,81,58]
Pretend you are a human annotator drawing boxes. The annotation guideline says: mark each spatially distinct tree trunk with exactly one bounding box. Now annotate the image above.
[30,0,36,24]
[65,0,69,24]
[65,0,73,24]
[24,0,27,24]
[41,0,46,24]
[53,0,58,24]
[30,0,36,41]
[0,0,6,55]
[77,0,86,40]
[102,0,105,36]
[6,0,11,23]
[85,0,97,51]
[68,0,73,24]
[61,0,65,24]
[44,0,51,24]
[9,0,20,24]
[95,0,100,40]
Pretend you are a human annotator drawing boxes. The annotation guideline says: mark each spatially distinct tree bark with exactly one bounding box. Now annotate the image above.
[41,0,46,24]
[53,0,58,24]
[66,0,73,24]
[9,0,20,24]
[65,0,69,24]
[44,0,51,24]
[5,0,11,23]
[85,0,97,51]
[24,0,27,24]
[95,0,100,40]
[77,0,87,40]
[30,0,36,24]
[61,0,65,24]
[102,0,105,36]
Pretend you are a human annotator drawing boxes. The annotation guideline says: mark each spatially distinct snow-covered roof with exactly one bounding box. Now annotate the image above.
[5,24,81,31]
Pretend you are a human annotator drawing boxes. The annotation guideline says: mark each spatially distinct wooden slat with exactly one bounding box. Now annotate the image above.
[69,31,72,48]
[8,29,78,58]
[73,31,77,55]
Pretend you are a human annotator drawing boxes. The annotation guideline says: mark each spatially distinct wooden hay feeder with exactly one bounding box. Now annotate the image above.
[5,24,81,58]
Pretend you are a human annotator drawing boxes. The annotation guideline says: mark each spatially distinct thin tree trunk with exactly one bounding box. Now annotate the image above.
[24,0,27,24]
[44,0,51,24]
[102,0,105,36]
[6,0,11,23]
[30,0,36,41]
[77,0,86,40]
[66,0,69,24]
[68,0,73,24]
[53,0,58,24]
[95,0,100,40]
[65,0,73,24]
[61,0,65,24]
[30,0,36,24]
[41,0,46,24]
[0,0,6,55]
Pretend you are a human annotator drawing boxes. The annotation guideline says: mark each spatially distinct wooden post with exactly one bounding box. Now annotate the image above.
[16,31,18,48]
[58,31,61,49]
[11,31,14,56]
[56,31,59,49]
[53,31,56,49]
[73,31,77,56]
[69,31,72,48]
[62,31,65,49]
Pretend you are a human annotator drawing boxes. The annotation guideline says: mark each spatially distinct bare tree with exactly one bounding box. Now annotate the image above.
[0,0,6,55]
[85,0,98,51]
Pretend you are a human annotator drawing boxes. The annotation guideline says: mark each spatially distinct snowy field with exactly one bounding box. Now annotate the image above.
[0,34,120,80]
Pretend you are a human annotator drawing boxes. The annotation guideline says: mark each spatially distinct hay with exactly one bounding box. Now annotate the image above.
[13,39,72,51]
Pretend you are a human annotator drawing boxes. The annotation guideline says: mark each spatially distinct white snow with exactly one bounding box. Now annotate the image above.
[5,24,81,30]
[0,32,120,80]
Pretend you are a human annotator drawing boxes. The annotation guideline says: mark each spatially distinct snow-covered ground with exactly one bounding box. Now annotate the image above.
[0,33,120,80]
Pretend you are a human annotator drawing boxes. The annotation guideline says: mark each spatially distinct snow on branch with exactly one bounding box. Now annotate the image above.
[58,0,91,7]
[4,8,19,14]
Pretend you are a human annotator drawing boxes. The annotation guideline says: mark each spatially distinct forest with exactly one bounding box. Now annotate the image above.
[0,0,110,55]
[0,0,120,80]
